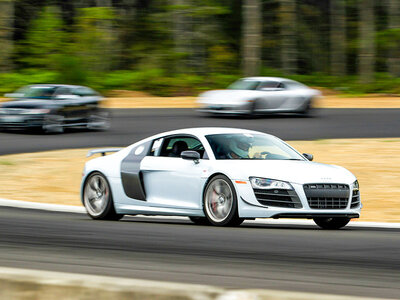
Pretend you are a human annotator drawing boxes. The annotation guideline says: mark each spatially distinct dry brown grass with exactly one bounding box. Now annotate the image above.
[2,94,400,108]
[102,95,400,109]
[0,139,399,222]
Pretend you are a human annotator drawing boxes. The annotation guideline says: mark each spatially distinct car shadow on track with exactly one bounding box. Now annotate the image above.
[115,217,332,231]
[201,112,318,120]
[0,127,102,136]
[108,216,400,232]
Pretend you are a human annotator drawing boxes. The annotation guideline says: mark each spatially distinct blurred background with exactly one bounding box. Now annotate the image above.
[0,0,399,96]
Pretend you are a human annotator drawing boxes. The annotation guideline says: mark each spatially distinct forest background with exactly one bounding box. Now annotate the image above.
[0,0,399,96]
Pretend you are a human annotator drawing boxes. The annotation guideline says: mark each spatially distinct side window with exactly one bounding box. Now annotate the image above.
[284,81,303,90]
[73,87,98,96]
[53,87,71,97]
[158,136,207,158]
[149,138,163,156]
[257,81,279,90]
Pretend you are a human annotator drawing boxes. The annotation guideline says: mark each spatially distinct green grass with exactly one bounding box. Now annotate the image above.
[0,160,15,166]
[1,68,400,97]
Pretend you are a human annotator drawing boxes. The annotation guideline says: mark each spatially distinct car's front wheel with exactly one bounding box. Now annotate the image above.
[203,175,243,226]
[313,217,350,229]
[83,172,123,220]
[42,114,64,133]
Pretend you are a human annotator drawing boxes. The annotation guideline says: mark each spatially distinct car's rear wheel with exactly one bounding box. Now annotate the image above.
[87,110,110,131]
[203,175,243,226]
[313,217,350,229]
[83,172,123,220]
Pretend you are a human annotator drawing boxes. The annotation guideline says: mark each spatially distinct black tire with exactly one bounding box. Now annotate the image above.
[83,172,123,221]
[87,109,111,131]
[246,100,259,118]
[313,217,351,229]
[42,114,65,133]
[299,99,314,117]
[189,216,211,225]
[203,174,242,226]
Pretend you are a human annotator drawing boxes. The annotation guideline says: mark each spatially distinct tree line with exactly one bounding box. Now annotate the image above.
[0,0,399,95]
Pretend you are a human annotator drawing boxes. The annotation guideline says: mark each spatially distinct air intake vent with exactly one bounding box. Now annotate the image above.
[303,184,350,209]
[351,189,360,208]
[253,189,302,208]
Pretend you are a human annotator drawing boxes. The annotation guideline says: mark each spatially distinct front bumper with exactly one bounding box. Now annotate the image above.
[236,181,362,219]
[198,108,249,115]
[0,115,46,128]
[197,103,251,115]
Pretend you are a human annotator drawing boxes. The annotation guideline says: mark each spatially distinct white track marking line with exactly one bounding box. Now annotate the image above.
[0,198,86,213]
[1,198,399,228]
[0,266,387,300]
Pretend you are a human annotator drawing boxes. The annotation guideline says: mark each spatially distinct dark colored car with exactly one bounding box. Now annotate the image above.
[0,84,110,133]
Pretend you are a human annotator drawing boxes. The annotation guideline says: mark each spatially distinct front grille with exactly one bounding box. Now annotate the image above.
[303,183,350,209]
[351,190,360,208]
[254,188,302,208]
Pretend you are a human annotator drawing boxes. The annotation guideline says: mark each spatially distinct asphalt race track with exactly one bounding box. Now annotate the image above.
[1,108,400,298]
[0,108,400,155]
[0,207,399,298]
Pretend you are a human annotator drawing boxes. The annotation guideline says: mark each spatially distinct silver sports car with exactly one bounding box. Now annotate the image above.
[197,77,321,116]
[81,127,361,229]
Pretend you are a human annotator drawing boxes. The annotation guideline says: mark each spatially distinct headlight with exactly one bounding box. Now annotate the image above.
[249,177,293,190]
[21,109,50,114]
[352,180,359,192]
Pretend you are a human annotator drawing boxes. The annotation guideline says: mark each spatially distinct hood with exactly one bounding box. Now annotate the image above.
[213,160,356,185]
[198,90,263,105]
[0,99,54,109]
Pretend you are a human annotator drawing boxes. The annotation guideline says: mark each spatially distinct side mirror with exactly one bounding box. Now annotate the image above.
[181,150,200,163]
[303,153,313,161]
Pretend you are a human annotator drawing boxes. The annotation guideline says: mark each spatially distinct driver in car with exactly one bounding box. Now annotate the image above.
[227,135,260,159]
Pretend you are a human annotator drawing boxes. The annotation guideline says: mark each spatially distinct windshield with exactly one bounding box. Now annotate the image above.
[16,86,57,99]
[227,79,260,90]
[206,133,305,160]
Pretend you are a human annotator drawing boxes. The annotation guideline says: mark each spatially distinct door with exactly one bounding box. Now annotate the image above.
[140,135,209,210]
[71,87,100,121]
[53,87,84,122]
[257,81,289,110]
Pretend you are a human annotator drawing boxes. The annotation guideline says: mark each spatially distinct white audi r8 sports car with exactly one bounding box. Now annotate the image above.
[197,77,321,116]
[81,128,361,229]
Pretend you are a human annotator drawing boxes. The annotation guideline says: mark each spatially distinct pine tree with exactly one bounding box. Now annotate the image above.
[358,0,375,83]
[242,0,262,76]
[330,0,346,76]
[279,0,297,74]
[388,0,400,77]
[0,0,14,72]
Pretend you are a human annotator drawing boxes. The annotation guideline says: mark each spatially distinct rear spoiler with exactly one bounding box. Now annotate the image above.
[86,148,123,158]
